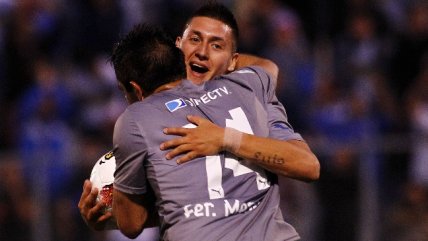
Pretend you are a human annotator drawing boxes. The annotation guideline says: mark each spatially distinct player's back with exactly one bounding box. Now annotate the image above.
[113,67,300,241]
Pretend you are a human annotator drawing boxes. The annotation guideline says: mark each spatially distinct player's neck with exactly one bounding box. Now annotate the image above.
[153,79,182,93]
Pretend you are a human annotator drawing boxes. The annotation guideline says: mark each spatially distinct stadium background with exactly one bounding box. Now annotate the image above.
[0,0,427,240]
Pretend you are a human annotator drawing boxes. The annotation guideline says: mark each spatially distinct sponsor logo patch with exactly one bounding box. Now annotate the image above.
[165,98,187,112]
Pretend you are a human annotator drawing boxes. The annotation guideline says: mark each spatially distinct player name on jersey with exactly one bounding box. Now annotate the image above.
[183,199,261,218]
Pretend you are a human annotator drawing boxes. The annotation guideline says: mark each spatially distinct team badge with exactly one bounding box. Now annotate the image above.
[165,98,187,112]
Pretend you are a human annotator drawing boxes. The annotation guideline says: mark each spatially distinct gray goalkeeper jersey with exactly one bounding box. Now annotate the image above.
[113,66,302,241]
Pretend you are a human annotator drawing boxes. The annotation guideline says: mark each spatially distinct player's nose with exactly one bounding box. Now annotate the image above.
[195,43,209,60]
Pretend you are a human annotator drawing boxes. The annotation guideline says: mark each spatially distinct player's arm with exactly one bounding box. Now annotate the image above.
[234,54,279,81]
[112,110,159,237]
[78,179,114,230]
[160,115,320,182]
[113,190,154,239]
[227,130,319,181]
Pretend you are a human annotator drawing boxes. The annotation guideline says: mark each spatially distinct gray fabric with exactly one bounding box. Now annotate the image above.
[113,66,301,241]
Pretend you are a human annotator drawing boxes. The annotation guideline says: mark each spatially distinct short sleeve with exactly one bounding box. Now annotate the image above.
[113,108,148,195]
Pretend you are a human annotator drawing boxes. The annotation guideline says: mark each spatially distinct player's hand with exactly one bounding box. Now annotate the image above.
[160,115,224,164]
[78,179,113,230]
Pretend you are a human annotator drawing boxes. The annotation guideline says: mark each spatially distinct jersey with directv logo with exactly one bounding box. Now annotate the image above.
[113,66,302,241]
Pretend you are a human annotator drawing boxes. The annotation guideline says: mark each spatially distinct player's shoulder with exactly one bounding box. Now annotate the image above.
[228,66,271,84]
[115,99,163,127]
[220,66,273,91]
[127,93,172,113]
[230,66,268,78]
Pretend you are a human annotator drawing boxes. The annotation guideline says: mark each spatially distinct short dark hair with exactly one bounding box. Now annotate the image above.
[185,1,239,52]
[110,24,186,94]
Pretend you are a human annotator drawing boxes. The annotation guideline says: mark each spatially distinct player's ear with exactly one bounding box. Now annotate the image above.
[175,36,182,48]
[129,81,144,101]
[227,52,239,72]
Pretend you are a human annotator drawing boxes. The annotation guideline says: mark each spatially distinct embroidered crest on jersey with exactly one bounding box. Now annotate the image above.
[165,98,187,112]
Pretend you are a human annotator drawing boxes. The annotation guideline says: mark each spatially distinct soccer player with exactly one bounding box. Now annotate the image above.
[78,2,319,237]
[161,3,318,179]
[111,23,307,241]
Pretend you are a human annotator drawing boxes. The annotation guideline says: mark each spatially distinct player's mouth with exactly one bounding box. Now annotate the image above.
[190,63,209,74]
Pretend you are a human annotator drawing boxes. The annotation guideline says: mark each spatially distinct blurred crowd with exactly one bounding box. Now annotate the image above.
[0,0,427,241]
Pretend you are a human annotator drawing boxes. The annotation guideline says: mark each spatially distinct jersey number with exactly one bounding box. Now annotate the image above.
[185,107,270,200]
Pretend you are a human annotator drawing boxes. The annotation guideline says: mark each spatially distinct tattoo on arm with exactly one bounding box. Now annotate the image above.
[254,152,285,165]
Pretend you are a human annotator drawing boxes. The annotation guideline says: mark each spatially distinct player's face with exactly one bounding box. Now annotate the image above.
[176,17,238,84]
